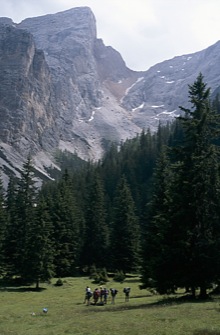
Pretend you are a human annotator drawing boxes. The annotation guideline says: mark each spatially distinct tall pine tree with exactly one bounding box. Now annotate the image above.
[81,171,109,268]
[0,174,7,275]
[111,176,140,273]
[51,170,85,277]
[142,74,220,297]
[7,157,38,280]
[24,195,55,288]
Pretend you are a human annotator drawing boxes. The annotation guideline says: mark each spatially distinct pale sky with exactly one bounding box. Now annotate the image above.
[1,0,220,71]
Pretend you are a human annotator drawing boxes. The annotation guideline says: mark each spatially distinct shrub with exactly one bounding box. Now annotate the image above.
[113,270,125,282]
[90,266,109,284]
[55,278,63,286]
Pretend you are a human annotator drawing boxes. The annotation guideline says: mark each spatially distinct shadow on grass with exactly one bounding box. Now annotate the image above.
[0,287,46,292]
[124,278,141,283]
[193,330,220,335]
[130,294,154,299]
[83,294,217,313]
[0,278,46,292]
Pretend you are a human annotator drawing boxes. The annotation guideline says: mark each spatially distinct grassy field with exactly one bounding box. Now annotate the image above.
[0,276,220,335]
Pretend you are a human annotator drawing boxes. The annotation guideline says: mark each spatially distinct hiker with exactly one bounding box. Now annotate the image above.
[103,287,109,304]
[123,287,131,302]
[100,286,104,302]
[93,288,100,305]
[110,288,118,304]
[84,286,92,305]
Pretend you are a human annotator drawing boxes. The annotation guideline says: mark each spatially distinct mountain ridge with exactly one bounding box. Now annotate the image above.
[0,7,220,186]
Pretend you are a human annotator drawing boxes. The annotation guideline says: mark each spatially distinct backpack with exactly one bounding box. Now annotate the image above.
[104,289,109,295]
[111,289,118,296]
[123,287,130,294]
[87,291,93,298]
[93,290,99,299]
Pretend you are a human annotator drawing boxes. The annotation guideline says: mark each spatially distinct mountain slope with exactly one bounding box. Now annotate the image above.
[122,40,220,127]
[0,7,219,186]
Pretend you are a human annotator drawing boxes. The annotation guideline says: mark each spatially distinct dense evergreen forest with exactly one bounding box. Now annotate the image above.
[1,74,220,297]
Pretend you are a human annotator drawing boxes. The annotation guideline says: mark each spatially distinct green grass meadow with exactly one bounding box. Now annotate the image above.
[0,276,220,335]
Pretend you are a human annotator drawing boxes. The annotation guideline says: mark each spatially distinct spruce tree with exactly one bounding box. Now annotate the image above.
[142,74,220,297]
[23,195,55,288]
[51,170,85,277]
[141,147,176,293]
[0,174,7,275]
[4,175,19,276]
[111,176,140,273]
[178,73,220,297]
[81,171,109,268]
[7,157,38,280]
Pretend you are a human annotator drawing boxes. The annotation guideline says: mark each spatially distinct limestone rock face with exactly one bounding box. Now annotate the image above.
[17,8,143,161]
[0,24,57,156]
[0,7,220,185]
[19,7,101,118]
[0,7,143,184]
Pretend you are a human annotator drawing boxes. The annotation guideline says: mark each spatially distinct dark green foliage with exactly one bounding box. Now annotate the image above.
[9,157,38,279]
[47,149,88,180]
[1,123,163,282]
[4,159,54,287]
[0,175,7,275]
[142,74,220,297]
[4,175,19,276]
[177,74,220,297]
[111,176,140,273]
[89,266,109,284]
[141,147,174,293]
[113,270,126,282]
[50,170,85,277]
[3,74,220,293]
[24,195,55,288]
[55,278,63,286]
[81,171,109,268]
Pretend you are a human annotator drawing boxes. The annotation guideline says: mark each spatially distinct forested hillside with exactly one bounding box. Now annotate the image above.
[0,74,220,298]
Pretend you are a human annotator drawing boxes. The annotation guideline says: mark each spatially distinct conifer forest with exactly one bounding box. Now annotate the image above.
[1,74,220,298]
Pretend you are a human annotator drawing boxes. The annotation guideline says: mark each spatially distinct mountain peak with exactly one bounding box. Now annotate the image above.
[0,7,220,187]
[18,6,97,41]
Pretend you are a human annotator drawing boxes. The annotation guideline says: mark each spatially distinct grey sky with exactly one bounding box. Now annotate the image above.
[1,0,220,71]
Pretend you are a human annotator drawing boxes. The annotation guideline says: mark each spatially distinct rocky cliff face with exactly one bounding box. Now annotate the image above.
[0,7,220,185]
[122,41,220,127]
[0,23,58,185]
[0,24,56,149]
[18,7,144,161]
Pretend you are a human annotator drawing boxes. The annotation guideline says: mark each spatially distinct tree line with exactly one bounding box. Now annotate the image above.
[0,74,220,297]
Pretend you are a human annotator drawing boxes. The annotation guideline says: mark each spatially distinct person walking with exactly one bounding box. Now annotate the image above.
[103,287,109,304]
[100,286,104,303]
[123,287,131,302]
[93,288,100,305]
[110,288,118,304]
[84,286,92,305]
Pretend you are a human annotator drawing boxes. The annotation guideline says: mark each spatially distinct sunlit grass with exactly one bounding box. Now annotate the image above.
[0,276,220,335]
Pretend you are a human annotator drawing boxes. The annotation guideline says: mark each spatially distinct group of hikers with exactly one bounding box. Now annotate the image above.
[84,286,131,305]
